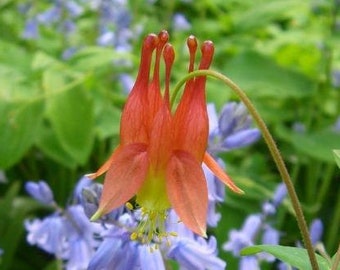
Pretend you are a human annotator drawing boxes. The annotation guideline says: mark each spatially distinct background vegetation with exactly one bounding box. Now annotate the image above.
[0,0,339,269]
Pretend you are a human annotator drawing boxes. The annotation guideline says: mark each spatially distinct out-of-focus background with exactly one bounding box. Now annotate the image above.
[0,0,339,269]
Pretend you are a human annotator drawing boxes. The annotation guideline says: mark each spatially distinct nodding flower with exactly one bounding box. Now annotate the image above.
[87,30,243,242]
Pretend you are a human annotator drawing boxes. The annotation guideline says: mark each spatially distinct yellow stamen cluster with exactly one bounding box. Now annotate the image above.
[125,203,178,248]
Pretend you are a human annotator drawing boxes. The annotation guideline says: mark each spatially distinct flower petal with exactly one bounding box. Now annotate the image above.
[85,147,119,179]
[148,103,173,172]
[166,150,208,237]
[203,152,244,194]
[120,34,158,145]
[92,143,148,219]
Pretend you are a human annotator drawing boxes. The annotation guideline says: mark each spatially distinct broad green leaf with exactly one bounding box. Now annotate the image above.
[334,150,340,169]
[224,51,316,98]
[35,125,77,169]
[233,0,308,33]
[46,85,94,165]
[31,51,60,71]
[276,125,340,162]
[95,105,122,139]
[287,129,339,163]
[0,40,32,73]
[241,245,330,270]
[42,66,94,165]
[0,64,40,99]
[0,99,44,169]
[68,46,135,71]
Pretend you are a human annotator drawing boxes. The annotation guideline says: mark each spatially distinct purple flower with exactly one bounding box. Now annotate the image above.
[97,31,115,46]
[138,245,165,270]
[119,73,134,94]
[88,212,166,270]
[332,70,340,88]
[65,1,84,17]
[166,211,226,270]
[259,225,280,262]
[22,19,39,39]
[309,219,323,245]
[36,6,61,25]
[207,103,261,154]
[25,215,67,257]
[203,160,226,203]
[262,202,276,216]
[63,205,101,269]
[25,181,54,205]
[167,236,226,270]
[172,13,191,31]
[223,214,262,256]
[272,183,287,207]
[203,159,226,227]
[240,256,260,270]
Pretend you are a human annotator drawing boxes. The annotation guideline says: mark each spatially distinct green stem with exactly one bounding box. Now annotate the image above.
[172,69,319,270]
[331,242,340,270]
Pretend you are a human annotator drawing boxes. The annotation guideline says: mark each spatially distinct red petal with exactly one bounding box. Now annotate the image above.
[148,104,173,172]
[172,74,208,161]
[120,34,158,145]
[97,143,149,215]
[203,152,244,194]
[166,150,208,237]
[85,147,119,179]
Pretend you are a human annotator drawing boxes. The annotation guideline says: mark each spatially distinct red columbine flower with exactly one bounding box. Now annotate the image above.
[87,30,243,240]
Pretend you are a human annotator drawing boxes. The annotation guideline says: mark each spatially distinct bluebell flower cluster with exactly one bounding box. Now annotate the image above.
[222,183,287,269]
[204,102,261,227]
[25,178,226,270]
[95,0,134,50]
[20,1,84,40]
[19,0,137,62]
[207,102,261,154]
[24,101,260,269]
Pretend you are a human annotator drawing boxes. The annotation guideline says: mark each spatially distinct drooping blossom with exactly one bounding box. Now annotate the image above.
[86,30,243,240]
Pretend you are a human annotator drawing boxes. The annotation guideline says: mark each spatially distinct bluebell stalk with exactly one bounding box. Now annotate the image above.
[222,183,287,269]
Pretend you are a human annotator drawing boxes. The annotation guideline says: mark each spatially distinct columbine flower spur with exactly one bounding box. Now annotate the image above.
[86,30,243,242]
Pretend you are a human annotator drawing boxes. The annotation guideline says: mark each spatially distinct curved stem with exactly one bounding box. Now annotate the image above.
[331,242,340,270]
[172,69,319,270]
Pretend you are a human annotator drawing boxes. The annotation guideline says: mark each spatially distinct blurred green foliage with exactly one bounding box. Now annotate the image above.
[0,0,339,269]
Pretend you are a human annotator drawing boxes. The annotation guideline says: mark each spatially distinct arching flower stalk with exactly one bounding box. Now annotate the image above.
[86,30,243,243]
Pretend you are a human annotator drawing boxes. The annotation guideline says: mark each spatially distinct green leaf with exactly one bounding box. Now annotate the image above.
[31,51,60,71]
[334,150,340,169]
[0,183,44,270]
[35,125,77,169]
[68,46,135,71]
[288,129,339,163]
[0,41,32,73]
[0,99,44,169]
[233,0,308,33]
[224,51,316,98]
[46,86,94,165]
[95,105,121,139]
[42,67,94,165]
[241,245,330,270]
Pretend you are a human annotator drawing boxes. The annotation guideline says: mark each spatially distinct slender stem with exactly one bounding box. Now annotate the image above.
[331,242,340,270]
[172,69,319,270]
